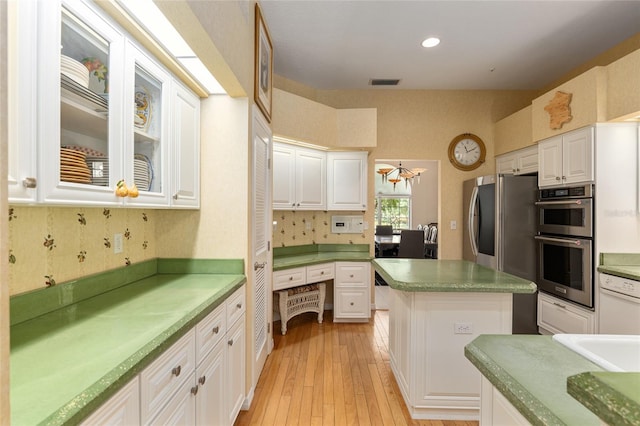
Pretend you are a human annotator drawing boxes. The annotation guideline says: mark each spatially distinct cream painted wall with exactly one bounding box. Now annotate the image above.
[532,67,608,142]
[494,105,533,155]
[156,95,250,259]
[308,89,536,260]
[1,0,10,420]
[607,48,640,121]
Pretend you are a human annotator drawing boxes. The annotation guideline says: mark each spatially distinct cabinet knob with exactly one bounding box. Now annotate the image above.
[199,375,206,385]
[289,276,293,281]
[173,193,179,200]
[320,271,324,275]
[350,274,354,278]
[191,385,199,395]
[512,168,516,173]
[228,338,234,346]
[236,302,242,309]
[297,203,300,207]
[23,177,37,188]
[556,176,561,181]
[172,366,182,377]
[212,326,219,334]
[350,302,354,306]
[562,176,566,180]
[516,168,520,172]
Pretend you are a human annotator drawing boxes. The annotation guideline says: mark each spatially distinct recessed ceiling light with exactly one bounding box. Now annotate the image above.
[421,37,440,48]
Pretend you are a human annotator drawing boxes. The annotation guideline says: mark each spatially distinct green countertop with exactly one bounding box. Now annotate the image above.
[598,253,640,281]
[10,259,246,426]
[372,258,537,293]
[465,335,604,425]
[273,244,371,270]
[568,371,640,426]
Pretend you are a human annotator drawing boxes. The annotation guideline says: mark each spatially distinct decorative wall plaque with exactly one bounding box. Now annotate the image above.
[544,91,573,130]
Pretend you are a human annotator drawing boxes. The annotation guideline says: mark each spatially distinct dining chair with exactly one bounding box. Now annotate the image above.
[375,225,393,235]
[397,230,425,259]
[425,223,438,259]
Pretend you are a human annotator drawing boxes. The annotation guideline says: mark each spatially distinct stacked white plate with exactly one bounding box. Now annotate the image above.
[61,55,89,88]
[86,156,109,186]
[134,157,151,191]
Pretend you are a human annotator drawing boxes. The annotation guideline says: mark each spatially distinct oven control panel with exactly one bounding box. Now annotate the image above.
[600,273,640,299]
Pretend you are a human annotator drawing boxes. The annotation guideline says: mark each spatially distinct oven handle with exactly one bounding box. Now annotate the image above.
[534,235,584,245]
[535,199,590,206]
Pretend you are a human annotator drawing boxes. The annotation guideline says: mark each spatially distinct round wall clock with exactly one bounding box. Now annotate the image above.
[448,133,486,171]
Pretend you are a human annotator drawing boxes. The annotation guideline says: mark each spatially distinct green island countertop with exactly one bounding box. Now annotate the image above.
[465,335,604,425]
[598,253,640,281]
[10,258,246,426]
[568,371,640,426]
[272,244,371,270]
[372,258,537,293]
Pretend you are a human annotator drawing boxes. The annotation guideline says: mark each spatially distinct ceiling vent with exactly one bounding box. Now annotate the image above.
[369,79,400,86]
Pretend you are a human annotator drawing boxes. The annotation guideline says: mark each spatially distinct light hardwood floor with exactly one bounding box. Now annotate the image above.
[234,310,478,426]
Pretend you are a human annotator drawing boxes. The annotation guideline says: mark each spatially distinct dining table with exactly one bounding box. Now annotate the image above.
[375,234,401,257]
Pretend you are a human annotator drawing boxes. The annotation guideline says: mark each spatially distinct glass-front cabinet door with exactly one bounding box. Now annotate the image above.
[123,42,170,207]
[39,0,124,205]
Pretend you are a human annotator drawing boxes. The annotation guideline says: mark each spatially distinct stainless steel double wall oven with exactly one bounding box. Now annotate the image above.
[535,184,594,308]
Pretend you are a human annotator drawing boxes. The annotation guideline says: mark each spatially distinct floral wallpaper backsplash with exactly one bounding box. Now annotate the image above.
[8,206,156,295]
[272,210,372,247]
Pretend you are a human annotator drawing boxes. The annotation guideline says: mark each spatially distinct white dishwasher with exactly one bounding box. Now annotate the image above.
[599,273,640,334]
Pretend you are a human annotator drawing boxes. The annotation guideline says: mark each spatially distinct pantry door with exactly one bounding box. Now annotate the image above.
[252,106,272,389]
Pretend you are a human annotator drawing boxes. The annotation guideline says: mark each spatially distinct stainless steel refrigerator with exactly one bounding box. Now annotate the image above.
[463,174,538,334]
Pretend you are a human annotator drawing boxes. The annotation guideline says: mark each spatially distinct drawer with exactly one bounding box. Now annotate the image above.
[273,267,306,290]
[226,285,246,327]
[306,263,334,282]
[537,293,595,334]
[335,262,370,287]
[140,330,196,424]
[195,302,226,363]
[334,287,370,319]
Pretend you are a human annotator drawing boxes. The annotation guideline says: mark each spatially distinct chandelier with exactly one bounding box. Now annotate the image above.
[377,162,427,190]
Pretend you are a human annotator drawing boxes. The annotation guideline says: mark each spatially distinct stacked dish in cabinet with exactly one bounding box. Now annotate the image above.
[134,154,153,191]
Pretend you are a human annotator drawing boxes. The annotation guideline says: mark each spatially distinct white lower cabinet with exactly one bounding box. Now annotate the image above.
[80,377,140,426]
[83,285,245,425]
[537,292,595,334]
[334,262,371,322]
[480,376,530,426]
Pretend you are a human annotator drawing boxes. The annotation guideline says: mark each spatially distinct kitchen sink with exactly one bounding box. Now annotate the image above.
[553,334,640,372]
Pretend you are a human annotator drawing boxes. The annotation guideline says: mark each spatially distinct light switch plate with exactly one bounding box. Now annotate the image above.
[114,233,123,254]
[450,220,457,230]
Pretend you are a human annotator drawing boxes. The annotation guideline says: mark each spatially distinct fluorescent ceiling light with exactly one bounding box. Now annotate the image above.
[117,0,225,95]
[422,37,441,48]
[177,57,225,94]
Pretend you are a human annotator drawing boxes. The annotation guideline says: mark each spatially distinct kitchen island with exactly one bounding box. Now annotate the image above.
[372,258,536,420]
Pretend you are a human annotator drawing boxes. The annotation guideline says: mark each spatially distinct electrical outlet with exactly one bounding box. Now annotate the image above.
[450,220,457,230]
[454,322,473,334]
[114,233,123,254]
[306,222,312,230]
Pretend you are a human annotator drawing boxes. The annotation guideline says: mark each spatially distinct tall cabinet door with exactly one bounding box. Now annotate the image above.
[7,0,38,203]
[296,147,326,210]
[123,41,171,207]
[272,143,296,209]
[563,127,594,185]
[538,137,563,187]
[38,0,124,205]
[170,83,200,208]
[327,151,368,210]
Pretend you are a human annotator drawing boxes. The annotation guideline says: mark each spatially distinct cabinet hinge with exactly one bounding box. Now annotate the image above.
[268,158,271,170]
[268,241,271,251]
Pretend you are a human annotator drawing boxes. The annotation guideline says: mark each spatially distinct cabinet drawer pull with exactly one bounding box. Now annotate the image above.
[289,276,293,281]
[172,366,181,377]
[350,302,354,306]
[552,302,567,309]
[236,303,242,309]
[228,338,234,346]
[173,193,179,200]
[212,326,220,334]
[191,385,198,395]
[555,176,561,181]
[199,375,206,385]
[320,271,324,275]
[350,274,354,278]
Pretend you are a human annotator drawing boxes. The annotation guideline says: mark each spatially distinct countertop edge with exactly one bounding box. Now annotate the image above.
[464,343,562,426]
[39,275,247,426]
[568,372,640,426]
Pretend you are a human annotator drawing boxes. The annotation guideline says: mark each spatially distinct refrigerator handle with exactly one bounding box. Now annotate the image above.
[469,186,479,256]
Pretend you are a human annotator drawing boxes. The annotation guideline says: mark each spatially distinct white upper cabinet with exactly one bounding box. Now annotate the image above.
[496,145,538,175]
[327,151,368,210]
[7,0,38,203]
[170,83,201,208]
[10,0,200,208]
[273,142,326,210]
[538,127,594,188]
